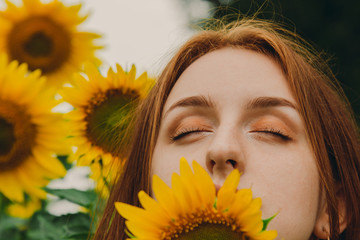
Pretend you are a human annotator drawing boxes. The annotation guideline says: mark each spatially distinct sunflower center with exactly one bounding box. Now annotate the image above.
[0,118,15,155]
[175,223,248,240]
[8,16,71,74]
[84,88,140,156]
[165,210,248,240]
[0,101,37,172]
[24,32,53,57]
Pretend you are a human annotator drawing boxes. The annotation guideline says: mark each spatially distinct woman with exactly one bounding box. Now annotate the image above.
[94,19,360,239]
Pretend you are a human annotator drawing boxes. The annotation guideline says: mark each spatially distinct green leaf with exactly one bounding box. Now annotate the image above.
[44,188,97,209]
[0,215,27,231]
[0,214,27,240]
[262,213,277,231]
[0,193,11,212]
[26,211,91,240]
[0,227,23,240]
[57,155,73,170]
[213,197,218,209]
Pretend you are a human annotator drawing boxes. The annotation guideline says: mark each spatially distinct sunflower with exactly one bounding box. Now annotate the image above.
[6,198,41,219]
[116,158,277,240]
[88,155,125,198]
[61,63,154,197]
[0,54,69,203]
[0,0,102,88]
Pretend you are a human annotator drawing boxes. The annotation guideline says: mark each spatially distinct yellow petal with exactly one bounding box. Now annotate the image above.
[32,148,66,177]
[239,211,263,234]
[171,173,190,212]
[115,202,161,229]
[16,168,47,199]
[192,160,216,207]
[17,161,48,186]
[61,86,89,107]
[179,158,202,209]
[6,198,41,219]
[138,191,171,224]
[84,63,107,91]
[65,110,86,121]
[217,169,240,211]
[22,156,60,180]
[152,175,181,219]
[254,230,278,240]
[125,220,159,239]
[0,172,24,202]
[127,65,136,81]
[237,198,262,227]
[229,188,253,216]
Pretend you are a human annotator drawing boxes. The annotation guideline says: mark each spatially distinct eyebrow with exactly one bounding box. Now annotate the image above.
[245,96,297,111]
[163,95,297,118]
[164,95,215,117]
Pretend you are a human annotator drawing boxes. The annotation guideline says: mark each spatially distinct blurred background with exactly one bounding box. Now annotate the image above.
[1,0,358,218]
[84,0,360,121]
[57,0,360,214]
[0,0,359,239]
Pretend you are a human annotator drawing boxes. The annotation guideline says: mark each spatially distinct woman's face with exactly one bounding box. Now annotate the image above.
[152,47,321,239]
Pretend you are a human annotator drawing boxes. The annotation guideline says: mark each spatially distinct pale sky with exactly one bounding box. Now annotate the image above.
[82,0,197,77]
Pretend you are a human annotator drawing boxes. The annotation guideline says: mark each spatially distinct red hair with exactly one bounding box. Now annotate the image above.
[93,19,360,240]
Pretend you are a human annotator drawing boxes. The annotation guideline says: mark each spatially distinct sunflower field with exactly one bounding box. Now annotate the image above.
[0,0,154,239]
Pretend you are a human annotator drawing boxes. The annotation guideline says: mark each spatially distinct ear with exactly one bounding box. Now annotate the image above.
[313,190,347,239]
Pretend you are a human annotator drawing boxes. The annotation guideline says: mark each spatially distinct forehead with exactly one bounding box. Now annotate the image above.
[164,47,295,111]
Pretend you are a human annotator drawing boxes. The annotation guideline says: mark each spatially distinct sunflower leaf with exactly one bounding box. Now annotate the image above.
[57,155,73,170]
[26,211,91,240]
[0,214,26,240]
[213,197,218,209]
[262,213,277,231]
[44,188,97,208]
[0,194,27,239]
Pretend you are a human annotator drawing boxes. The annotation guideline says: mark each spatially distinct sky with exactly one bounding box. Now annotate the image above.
[81,0,197,77]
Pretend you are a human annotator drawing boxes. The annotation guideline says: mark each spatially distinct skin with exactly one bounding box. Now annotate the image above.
[151,47,322,239]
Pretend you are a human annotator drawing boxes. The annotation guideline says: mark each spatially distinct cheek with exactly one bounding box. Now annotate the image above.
[151,145,176,187]
[242,143,320,239]
[151,142,207,188]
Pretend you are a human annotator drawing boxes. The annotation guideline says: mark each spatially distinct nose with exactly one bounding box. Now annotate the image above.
[205,125,245,181]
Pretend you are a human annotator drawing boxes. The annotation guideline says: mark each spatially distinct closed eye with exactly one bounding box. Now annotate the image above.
[170,128,210,141]
[252,129,292,141]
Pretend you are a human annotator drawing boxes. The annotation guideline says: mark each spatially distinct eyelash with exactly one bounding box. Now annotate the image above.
[254,128,292,141]
[170,127,208,141]
[170,127,292,142]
